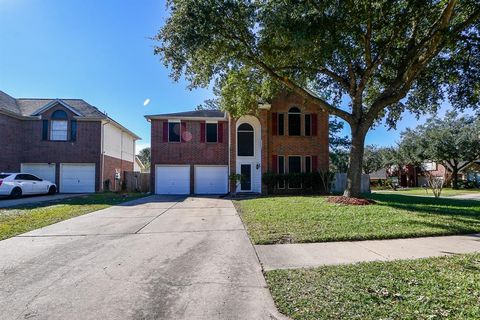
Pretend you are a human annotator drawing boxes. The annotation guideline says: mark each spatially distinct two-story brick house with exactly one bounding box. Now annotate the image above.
[146,92,329,195]
[0,90,140,193]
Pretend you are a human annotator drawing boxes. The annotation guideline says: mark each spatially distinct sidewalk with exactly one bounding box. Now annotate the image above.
[255,234,480,270]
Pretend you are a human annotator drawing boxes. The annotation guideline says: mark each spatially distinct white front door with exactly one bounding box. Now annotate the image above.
[155,165,190,195]
[60,164,96,193]
[21,163,56,184]
[194,166,228,194]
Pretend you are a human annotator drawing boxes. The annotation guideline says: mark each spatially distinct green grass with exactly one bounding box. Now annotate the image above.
[237,194,480,244]
[0,193,147,240]
[374,187,480,197]
[266,253,480,320]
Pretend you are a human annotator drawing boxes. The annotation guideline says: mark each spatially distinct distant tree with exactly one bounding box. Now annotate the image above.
[409,112,480,189]
[329,119,350,172]
[155,0,480,197]
[362,145,385,174]
[137,147,151,169]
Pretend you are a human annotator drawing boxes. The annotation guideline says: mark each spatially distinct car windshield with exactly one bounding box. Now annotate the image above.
[0,174,11,179]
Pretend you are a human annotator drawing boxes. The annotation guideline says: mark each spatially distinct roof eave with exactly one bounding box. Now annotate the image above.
[144,115,227,121]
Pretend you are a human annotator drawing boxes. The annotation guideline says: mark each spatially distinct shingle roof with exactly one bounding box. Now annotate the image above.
[0,91,20,114]
[0,90,140,139]
[145,110,226,119]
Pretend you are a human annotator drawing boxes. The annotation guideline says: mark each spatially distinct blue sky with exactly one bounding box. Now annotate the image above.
[0,0,452,152]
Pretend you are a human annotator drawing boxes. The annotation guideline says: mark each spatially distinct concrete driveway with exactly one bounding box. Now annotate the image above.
[0,196,285,320]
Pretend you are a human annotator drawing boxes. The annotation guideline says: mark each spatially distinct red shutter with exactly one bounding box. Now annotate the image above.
[312,113,318,136]
[181,122,187,143]
[200,122,206,143]
[312,156,318,172]
[218,122,224,143]
[162,121,168,142]
[272,112,278,135]
[272,155,278,173]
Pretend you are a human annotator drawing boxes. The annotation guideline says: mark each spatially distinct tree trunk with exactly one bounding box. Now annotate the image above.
[451,167,459,189]
[343,125,368,198]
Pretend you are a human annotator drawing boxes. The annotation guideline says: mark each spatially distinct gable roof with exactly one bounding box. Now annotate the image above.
[145,110,226,120]
[0,90,140,140]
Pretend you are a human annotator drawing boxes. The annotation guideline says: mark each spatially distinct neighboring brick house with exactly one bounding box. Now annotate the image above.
[146,92,329,195]
[0,90,140,193]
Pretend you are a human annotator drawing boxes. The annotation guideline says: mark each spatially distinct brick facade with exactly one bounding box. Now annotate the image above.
[150,119,229,193]
[102,155,134,192]
[1,102,135,192]
[150,92,330,195]
[0,113,24,172]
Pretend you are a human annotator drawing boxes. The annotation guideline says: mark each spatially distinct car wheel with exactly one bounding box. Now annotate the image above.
[10,187,22,199]
[48,185,57,195]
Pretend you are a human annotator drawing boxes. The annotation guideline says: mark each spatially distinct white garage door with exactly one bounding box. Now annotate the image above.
[156,165,190,195]
[60,164,96,193]
[195,165,228,194]
[21,163,56,183]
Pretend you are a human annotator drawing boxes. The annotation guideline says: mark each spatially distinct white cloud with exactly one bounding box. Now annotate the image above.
[143,98,150,106]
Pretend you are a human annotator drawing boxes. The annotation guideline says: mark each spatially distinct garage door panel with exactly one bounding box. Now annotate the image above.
[21,163,56,183]
[61,164,95,193]
[156,165,190,195]
[195,166,228,194]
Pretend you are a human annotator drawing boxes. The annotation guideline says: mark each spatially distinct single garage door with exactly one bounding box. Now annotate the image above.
[155,165,190,195]
[60,163,96,193]
[194,165,228,194]
[21,163,56,183]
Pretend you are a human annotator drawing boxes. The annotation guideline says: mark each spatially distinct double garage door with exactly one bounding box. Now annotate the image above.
[21,163,95,193]
[155,165,228,195]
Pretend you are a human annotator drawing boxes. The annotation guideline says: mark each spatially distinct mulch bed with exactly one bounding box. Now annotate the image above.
[327,196,376,205]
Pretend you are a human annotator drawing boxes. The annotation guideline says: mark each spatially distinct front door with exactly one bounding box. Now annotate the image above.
[240,164,252,191]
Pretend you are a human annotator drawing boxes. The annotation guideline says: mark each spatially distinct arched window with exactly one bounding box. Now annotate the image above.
[51,110,68,119]
[288,107,301,136]
[50,110,68,140]
[237,123,254,156]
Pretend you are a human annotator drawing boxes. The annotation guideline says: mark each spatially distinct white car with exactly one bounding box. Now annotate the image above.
[0,173,57,198]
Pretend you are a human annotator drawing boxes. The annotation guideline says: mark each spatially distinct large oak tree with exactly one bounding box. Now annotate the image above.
[154,0,480,197]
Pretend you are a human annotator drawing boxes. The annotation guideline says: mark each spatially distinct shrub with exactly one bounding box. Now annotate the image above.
[262,171,333,194]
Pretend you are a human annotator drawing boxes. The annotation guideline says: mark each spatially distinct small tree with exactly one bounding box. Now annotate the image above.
[137,147,151,170]
[425,171,445,198]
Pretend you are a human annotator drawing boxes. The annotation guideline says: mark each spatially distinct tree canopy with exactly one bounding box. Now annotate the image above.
[155,0,480,196]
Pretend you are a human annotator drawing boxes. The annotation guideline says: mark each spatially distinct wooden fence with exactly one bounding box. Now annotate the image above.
[124,171,150,193]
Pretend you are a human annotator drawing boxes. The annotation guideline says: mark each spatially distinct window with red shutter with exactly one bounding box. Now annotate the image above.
[218,122,224,143]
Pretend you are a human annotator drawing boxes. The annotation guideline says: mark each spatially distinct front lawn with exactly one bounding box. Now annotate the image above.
[237,194,480,244]
[374,187,480,197]
[0,193,147,240]
[266,253,480,320]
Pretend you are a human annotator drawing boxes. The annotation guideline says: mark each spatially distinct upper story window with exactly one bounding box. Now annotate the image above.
[237,123,254,157]
[168,121,181,142]
[206,123,218,143]
[288,107,301,136]
[50,110,68,141]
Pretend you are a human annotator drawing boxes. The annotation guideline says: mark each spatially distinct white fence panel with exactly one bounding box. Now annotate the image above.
[332,173,371,194]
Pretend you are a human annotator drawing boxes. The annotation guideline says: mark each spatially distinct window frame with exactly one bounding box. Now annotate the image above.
[237,123,255,157]
[288,107,302,136]
[168,120,181,143]
[206,121,218,143]
[305,156,312,173]
[50,120,68,141]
